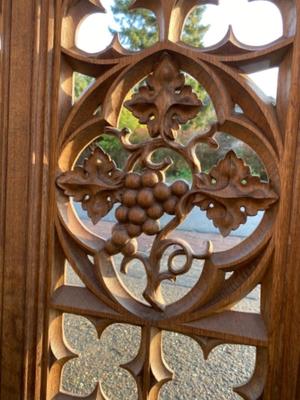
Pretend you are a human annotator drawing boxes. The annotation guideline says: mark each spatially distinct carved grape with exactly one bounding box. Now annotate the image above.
[163,196,178,215]
[122,238,138,256]
[126,223,142,238]
[153,182,171,201]
[115,205,129,223]
[142,219,160,235]
[123,190,138,207]
[171,180,189,196]
[111,226,130,246]
[137,188,155,208]
[125,172,142,189]
[128,206,147,225]
[141,170,160,187]
[147,203,164,219]
[105,239,120,255]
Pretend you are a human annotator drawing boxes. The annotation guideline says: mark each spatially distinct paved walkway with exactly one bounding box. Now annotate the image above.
[82,219,244,252]
[75,203,264,238]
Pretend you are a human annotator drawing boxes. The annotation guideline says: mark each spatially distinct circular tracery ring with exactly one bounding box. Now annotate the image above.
[56,51,279,318]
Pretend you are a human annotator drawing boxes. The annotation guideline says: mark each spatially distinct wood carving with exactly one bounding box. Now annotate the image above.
[193,150,278,236]
[57,147,124,223]
[57,53,278,313]
[46,0,300,399]
[1,0,300,399]
[124,53,203,140]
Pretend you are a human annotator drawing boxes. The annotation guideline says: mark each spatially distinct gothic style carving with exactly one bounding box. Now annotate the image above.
[57,147,124,223]
[48,0,300,399]
[56,53,278,313]
[125,54,202,140]
[193,150,278,236]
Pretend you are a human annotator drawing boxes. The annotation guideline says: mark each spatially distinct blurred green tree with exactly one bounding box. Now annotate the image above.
[111,0,209,49]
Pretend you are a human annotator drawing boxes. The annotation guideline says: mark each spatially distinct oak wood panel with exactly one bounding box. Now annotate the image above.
[264,2,300,397]
[0,1,299,399]
[0,1,59,399]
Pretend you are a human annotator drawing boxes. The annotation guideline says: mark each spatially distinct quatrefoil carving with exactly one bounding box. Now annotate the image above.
[57,52,278,309]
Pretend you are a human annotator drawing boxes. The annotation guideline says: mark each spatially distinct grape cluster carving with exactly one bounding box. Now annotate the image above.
[105,170,189,256]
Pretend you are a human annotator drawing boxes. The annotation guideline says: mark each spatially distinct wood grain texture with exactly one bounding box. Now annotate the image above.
[0,0,60,399]
[263,1,300,398]
[0,0,299,399]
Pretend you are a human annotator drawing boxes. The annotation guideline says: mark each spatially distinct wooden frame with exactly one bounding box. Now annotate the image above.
[0,1,299,399]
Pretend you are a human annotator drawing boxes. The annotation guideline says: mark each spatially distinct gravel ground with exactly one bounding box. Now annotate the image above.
[61,227,260,399]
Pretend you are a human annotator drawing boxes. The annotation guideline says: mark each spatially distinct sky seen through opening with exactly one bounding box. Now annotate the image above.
[76,0,283,99]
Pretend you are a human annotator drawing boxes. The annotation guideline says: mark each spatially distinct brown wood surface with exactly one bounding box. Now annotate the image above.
[0,1,57,399]
[0,1,299,399]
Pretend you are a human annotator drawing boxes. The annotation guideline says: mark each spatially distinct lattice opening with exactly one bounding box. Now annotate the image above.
[73,72,95,102]
[113,255,149,304]
[246,67,279,102]
[232,284,261,314]
[161,332,256,400]
[75,12,113,53]
[61,317,257,400]
[188,1,283,48]
[62,319,140,398]
[160,255,204,304]
[64,260,85,288]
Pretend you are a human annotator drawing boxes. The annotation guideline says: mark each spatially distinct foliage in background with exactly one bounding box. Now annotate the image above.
[111,0,209,50]
[74,0,266,181]
[110,0,158,50]
[73,72,94,100]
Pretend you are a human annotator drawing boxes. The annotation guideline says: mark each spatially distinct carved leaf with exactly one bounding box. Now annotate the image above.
[124,53,202,140]
[57,147,124,224]
[193,151,278,236]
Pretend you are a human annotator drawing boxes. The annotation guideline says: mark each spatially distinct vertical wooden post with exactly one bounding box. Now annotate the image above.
[264,5,300,398]
[0,1,58,399]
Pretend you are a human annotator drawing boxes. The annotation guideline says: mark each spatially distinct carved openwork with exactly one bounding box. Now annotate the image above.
[49,0,295,398]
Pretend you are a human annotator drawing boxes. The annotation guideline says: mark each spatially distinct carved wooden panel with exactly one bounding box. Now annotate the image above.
[50,0,298,399]
[52,0,283,397]
[0,1,300,399]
